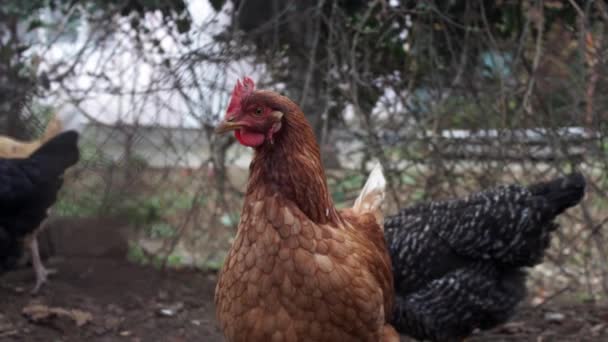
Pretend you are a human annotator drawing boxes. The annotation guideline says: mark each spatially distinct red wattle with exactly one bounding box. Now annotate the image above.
[235,129,265,147]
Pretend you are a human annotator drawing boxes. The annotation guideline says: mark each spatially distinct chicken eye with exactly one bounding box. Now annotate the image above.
[254,107,263,116]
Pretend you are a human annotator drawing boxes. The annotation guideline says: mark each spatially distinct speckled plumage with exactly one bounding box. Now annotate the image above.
[385,173,586,342]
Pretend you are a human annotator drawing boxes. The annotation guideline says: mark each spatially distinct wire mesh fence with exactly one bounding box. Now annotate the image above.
[1,0,608,307]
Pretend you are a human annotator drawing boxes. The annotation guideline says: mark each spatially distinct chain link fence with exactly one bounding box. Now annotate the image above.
[1,0,607,306]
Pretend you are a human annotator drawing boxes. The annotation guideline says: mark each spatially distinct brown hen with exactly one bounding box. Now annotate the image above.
[214,77,397,342]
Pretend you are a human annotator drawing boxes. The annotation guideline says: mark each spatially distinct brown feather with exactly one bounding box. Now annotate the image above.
[215,90,395,342]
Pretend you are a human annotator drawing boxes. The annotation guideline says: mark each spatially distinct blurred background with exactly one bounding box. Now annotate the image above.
[1,0,607,340]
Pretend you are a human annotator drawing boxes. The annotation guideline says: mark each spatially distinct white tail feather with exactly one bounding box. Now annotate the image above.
[353,163,386,224]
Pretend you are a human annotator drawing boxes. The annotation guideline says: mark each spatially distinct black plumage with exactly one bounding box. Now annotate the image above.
[385,173,586,342]
[0,131,80,274]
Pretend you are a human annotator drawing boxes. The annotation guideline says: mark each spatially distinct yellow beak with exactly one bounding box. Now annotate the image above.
[214,120,243,134]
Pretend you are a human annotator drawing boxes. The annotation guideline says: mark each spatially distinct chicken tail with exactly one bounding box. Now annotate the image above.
[353,163,386,226]
[528,172,586,217]
[30,130,80,176]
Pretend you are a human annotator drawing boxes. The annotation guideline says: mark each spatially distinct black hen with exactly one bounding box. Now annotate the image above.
[0,131,80,275]
[385,173,586,342]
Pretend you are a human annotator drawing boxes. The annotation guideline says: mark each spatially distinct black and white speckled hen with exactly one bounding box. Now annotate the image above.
[0,131,80,285]
[385,173,586,342]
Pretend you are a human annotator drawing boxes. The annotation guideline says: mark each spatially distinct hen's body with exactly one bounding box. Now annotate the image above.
[0,112,74,292]
[0,131,80,276]
[385,173,586,341]
[214,83,396,342]
[216,187,393,341]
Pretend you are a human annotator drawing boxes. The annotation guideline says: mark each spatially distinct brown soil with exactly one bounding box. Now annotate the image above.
[1,257,607,342]
[0,258,222,342]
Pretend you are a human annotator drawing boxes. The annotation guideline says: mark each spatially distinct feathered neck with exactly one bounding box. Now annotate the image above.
[246,106,340,225]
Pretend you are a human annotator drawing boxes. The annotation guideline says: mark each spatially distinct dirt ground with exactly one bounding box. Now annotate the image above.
[1,257,608,342]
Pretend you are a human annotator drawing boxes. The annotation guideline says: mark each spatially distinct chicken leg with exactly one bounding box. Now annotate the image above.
[29,219,55,294]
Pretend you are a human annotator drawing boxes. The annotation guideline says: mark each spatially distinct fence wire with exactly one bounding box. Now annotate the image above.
[1,0,607,305]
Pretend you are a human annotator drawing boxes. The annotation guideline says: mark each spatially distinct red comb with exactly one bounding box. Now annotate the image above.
[226,77,255,117]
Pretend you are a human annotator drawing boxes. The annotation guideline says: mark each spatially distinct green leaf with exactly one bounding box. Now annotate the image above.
[27,19,46,31]
[175,18,191,34]
[209,0,227,12]
[166,254,182,266]
[148,222,176,238]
